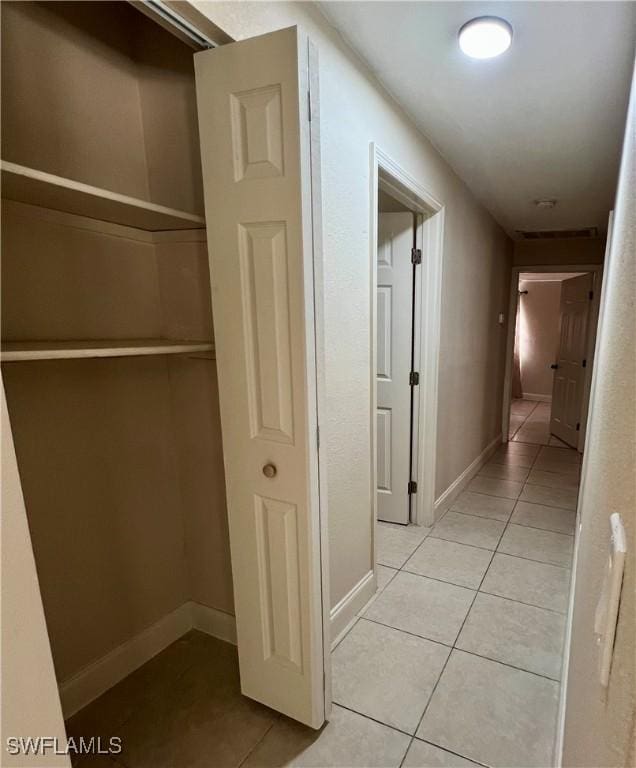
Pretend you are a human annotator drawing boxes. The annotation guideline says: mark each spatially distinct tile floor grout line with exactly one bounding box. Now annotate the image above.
[356,614,457,651]
[477,588,568,615]
[330,701,415,739]
[508,400,539,440]
[494,549,572,570]
[375,403,579,767]
[413,737,491,768]
[376,565,569,616]
[453,646,563,684]
[395,564,569,615]
[452,507,576,536]
[421,531,573,569]
[503,520,575,537]
[399,567,489,593]
[407,519,501,759]
[236,718,280,768]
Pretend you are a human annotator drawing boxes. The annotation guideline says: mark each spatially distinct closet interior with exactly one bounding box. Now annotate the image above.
[1,1,247,750]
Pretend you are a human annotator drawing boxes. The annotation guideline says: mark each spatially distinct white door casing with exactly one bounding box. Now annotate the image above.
[377,212,413,524]
[194,27,328,728]
[550,273,593,447]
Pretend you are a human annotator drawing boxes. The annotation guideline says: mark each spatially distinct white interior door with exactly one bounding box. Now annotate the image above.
[377,212,413,524]
[550,273,593,447]
[194,27,328,728]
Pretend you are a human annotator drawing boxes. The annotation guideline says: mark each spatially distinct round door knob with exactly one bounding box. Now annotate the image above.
[263,463,277,479]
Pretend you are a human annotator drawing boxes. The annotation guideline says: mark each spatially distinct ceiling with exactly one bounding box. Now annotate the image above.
[318,1,636,237]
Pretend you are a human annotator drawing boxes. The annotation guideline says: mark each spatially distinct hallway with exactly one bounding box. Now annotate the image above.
[328,432,580,766]
[65,426,581,768]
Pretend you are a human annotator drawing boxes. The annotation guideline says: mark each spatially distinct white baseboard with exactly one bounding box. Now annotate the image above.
[59,603,192,718]
[522,393,552,403]
[191,602,237,646]
[329,570,376,649]
[59,601,237,719]
[434,433,502,520]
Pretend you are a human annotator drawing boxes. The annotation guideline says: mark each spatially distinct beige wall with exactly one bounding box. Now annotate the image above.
[194,1,513,607]
[514,237,605,266]
[1,386,70,767]
[518,280,561,398]
[1,0,232,690]
[561,63,635,767]
[1,203,231,685]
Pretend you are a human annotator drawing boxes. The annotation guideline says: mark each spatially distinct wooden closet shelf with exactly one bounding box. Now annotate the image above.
[1,162,206,231]
[1,340,215,362]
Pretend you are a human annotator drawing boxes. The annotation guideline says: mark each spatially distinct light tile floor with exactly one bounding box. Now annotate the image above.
[68,400,578,768]
[331,400,578,767]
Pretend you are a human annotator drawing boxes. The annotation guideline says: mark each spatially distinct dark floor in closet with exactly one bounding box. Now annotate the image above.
[65,630,288,768]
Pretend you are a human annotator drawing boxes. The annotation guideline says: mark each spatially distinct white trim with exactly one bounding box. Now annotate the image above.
[369,144,444,565]
[522,392,552,403]
[59,603,192,718]
[191,602,237,645]
[502,264,603,452]
[433,433,502,519]
[329,570,376,649]
[58,602,238,718]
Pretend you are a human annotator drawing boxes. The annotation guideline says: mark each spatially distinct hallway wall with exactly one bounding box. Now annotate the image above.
[560,62,635,767]
[194,2,513,610]
[518,279,561,399]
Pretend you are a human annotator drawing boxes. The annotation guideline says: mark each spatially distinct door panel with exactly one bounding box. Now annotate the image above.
[377,212,413,524]
[194,27,328,728]
[551,273,593,448]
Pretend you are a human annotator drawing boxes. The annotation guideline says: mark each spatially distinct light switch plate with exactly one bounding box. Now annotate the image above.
[594,512,627,688]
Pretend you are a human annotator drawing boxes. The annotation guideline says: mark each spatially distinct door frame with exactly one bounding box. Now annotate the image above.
[369,144,444,539]
[501,263,603,451]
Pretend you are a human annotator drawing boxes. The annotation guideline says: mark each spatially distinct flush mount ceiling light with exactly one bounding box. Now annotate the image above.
[535,199,557,209]
[458,16,513,59]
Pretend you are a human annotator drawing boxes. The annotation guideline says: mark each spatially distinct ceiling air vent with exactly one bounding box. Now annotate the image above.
[516,227,599,240]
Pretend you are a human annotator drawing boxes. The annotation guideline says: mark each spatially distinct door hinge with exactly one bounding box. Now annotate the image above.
[411,248,422,265]
[308,91,312,122]
[576,422,581,431]
[589,290,594,300]
[409,371,420,386]
[408,480,417,495]
[316,426,320,449]
[582,358,587,368]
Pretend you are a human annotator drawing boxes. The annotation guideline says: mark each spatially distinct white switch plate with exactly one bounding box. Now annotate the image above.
[498,313,505,325]
[594,512,627,688]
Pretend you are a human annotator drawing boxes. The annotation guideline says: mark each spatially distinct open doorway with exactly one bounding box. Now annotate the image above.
[503,267,602,452]
[370,146,444,535]
[376,192,417,524]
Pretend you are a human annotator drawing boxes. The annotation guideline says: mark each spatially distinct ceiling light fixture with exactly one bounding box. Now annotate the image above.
[458,16,513,59]
[535,199,557,209]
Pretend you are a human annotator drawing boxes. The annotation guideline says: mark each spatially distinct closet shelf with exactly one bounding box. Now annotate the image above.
[1,340,215,362]
[1,161,206,232]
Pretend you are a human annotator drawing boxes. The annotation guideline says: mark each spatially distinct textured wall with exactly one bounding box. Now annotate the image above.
[561,62,635,767]
[195,1,512,608]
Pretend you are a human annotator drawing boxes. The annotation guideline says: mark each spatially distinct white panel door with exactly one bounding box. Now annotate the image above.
[377,212,413,524]
[551,273,593,447]
[194,27,328,728]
